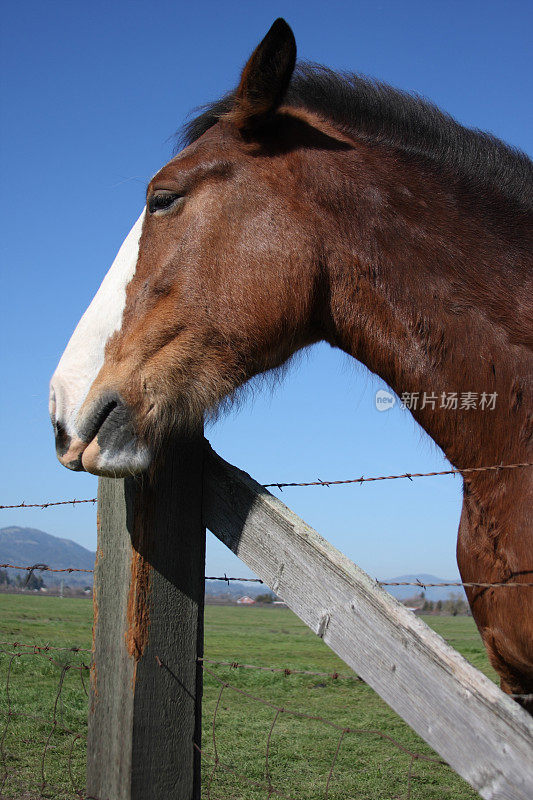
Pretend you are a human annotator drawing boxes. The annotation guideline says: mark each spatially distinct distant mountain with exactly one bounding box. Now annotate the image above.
[0,528,464,601]
[380,574,466,602]
[0,527,266,594]
[0,526,95,587]
[205,580,270,598]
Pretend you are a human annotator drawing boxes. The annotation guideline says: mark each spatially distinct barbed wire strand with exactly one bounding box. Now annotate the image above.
[2,563,533,590]
[0,649,89,674]
[4,641,531,704]
[0,641,91,654]
[1,459,532,512]
[197,661,446,800]
[205,573,264,584]
[0,563,94,574]
[199,657,362,682]
[41,663,69,794]
[207,680,225,800]
[0,647,90,799]
[263,461,533,489]
[378,579,533,589]
[201,664,442,755]
[0,498,98,510]
[1,461,532,797]
[1,643,531,799]
[0,645,442,799]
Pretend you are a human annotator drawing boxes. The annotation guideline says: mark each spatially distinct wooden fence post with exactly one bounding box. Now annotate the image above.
[86,435,205,800]
[203,444,533,800]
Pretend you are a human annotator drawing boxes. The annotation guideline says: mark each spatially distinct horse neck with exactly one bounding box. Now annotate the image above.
[319,142,533,472]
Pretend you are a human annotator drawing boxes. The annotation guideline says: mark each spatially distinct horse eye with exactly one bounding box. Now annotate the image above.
[148,192,183,214]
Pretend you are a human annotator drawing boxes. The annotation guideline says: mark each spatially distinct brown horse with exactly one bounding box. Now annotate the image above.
[49,20,533,708]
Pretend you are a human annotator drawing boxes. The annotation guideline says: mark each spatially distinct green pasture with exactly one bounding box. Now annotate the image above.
[0,595,498,799]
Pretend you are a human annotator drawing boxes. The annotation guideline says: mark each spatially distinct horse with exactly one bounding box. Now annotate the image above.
[49,19,533,710]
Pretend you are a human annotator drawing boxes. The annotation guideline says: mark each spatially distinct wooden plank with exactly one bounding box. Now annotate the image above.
[203,443,533,800]
[86,435,205,800]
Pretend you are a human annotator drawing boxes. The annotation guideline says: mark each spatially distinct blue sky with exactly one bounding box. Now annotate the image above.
[1,0,531,580]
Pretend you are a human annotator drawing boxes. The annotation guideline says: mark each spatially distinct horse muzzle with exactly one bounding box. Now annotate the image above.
[50,386,151,478]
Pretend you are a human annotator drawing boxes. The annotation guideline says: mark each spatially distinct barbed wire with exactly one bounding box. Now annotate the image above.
[1,642,531,799]
[1,459,532,512]
[0,564,263,581]
[0,563,94,574]
[0,498,97,509]
[0,645,90,799]
[205,574,264,584]
[0,641,91,655]
[194,661,447,800]
[0,642,438,799]
[2,563,532,591]
[198,659,533,706]
[3,642,532,702]
[198,657,363,682]
[3,640,532,707]
[263,460,533,489]
[378,579,533,589]
[1,460,532,797]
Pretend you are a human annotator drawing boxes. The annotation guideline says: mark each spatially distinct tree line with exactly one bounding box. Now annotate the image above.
[403,592,471,616]
[0,568,45,590]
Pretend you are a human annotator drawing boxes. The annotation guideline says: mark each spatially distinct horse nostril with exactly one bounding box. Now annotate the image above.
[55,420,71,457]
[78,396,120,444]
[56,419,66,440]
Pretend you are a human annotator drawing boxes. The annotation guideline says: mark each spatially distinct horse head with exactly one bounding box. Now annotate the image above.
[50,20,331,476]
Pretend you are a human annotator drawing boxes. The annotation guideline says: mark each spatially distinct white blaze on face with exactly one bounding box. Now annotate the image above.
[49,210,145,439]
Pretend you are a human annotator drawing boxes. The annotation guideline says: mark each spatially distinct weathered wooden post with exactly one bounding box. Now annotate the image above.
[86,435,205,800]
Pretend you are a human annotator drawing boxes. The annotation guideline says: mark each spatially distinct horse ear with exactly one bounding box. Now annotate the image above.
[231,18,296,132]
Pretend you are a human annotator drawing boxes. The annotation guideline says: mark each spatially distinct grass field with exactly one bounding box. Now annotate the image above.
[0,595,498,799]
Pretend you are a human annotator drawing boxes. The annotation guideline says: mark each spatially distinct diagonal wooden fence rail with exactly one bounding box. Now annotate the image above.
[88,438,533,800]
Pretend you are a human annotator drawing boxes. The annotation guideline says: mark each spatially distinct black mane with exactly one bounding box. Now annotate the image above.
[181,63,533,211]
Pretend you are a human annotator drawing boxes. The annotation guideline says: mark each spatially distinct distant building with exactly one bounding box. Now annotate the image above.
[236,595,256,605]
